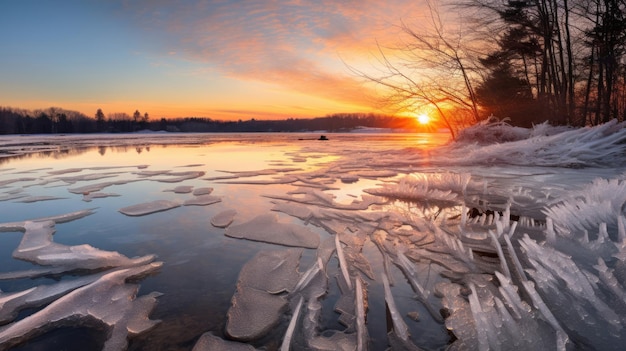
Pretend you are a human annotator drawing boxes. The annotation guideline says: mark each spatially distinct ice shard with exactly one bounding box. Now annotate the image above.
[280,296,303,351]
[0,263,163,351]
[12,220,155,271]
[382,272,409,341]
[0,274,101,324]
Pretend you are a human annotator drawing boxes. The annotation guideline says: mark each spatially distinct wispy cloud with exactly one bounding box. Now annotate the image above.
[121,0,423,111]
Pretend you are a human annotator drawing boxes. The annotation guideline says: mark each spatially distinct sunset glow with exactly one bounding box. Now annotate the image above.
[417,114,430,125]
[0,1,427,120]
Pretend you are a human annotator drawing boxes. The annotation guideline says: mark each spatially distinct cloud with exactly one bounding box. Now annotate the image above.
[121,0,422,111]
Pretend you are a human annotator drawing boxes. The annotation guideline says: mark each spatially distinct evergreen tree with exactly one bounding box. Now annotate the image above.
[95,108,106,132]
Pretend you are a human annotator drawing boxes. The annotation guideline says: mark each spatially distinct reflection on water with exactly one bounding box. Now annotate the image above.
[0,132,457,350]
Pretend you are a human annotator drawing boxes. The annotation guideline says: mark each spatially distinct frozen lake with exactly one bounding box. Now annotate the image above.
[1,124,626,350]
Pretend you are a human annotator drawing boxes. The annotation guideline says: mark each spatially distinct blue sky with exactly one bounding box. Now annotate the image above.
[0,0,426,120]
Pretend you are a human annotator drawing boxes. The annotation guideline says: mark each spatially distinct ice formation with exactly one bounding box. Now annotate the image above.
[0,210,161,350]
[192,332,257,351]
[225,249,302,341]
[2,121,626,350]
[119,200,181,216]
[12,220,155,270]
[15,195,66,203]
[183,195,222,206]
[82,192,120,202]
[166,185,194,193]
[192,187,214,196]
[225,214,320,248]
[210,209,237,228]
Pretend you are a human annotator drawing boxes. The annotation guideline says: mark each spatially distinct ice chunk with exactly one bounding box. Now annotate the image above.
[134,170,171,177]
[211,209,237,228]
[436,281,478,349]
[0,177,37,187]
[183,195,221,206]
[0,273,101,324]
[68,179,139,194]
[119,200,181,216]
[308,331,356,351]
[271,201,313,220]
[192,332,256,351]
[356,170,398,178]
[55,172,120,184]
[192,187,213,196]
[227,288,287,342]
[0,192,27,202]
[82,192,120,202]
[226,249,302,341]
[0,209,96,234]
[216,176,298,185]
[153,171,205,183]
[206,168,301,181]
[166,185,194,194]
[225,214,320,248]
[47,168,83,175]
[177,163,205,168]
[236,249,302,294]
[12,220,156,271]
[16,196,66,203]
[0,263,162,351]
[265,188,386,211]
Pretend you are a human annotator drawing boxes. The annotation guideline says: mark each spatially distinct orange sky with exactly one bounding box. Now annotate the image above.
[0,0,436,120]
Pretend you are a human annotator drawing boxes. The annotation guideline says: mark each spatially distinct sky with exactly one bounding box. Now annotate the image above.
[0,0,431,121]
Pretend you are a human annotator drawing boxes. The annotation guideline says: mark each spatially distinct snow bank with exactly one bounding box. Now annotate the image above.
[440,119,626,167]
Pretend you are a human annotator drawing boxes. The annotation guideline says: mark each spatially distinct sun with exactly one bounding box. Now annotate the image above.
[416,113,430,125]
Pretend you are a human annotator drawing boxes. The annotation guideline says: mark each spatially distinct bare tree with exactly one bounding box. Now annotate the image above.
[352,0,484,138]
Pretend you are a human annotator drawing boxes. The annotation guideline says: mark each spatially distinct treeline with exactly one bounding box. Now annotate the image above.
[0,107,151,134]
[0,107,420,134]
[165,113,420,133]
